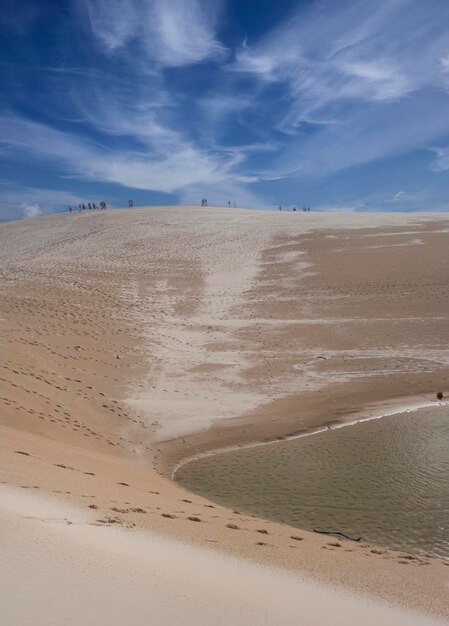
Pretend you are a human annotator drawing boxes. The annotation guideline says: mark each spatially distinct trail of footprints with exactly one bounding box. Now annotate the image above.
[1,212,448,573]
[6,449,437,567]
[0,286,151,451]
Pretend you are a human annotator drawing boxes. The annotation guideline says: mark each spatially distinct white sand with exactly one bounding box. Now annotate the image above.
[0,485,444,626]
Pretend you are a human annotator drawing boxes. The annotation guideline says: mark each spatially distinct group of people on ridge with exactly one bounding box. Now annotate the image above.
[69,201,107,213]
[278,205,311,212]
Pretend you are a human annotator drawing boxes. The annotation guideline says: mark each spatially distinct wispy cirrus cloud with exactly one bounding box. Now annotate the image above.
[235,0,449,120]
[315,189,449,213]
[0,112,260,201]
[441,54,449,73]
[429,146,449,172]
[79,0,226,67]
[379,188,449,212]
[0,2,265,214]
[231,0,449,180]
[385,191,407,204]
[2,0,449,219]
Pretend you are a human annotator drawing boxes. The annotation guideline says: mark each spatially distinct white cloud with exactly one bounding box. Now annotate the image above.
[440,53,449,73]
[382,190,429,209]
[0,113,260,204]
[198,93,253,124]
[79,0,226,67]
[337,59,410,101]
[82,0,138,51]
[429,146,449,172]
[22,203,42,218]
[356,188,449,212]
[4,0,449,217]
[385,191,406,203]
[269,88,449,180]
[234,40,296,82]
[234,0,449,127]
[2,109,445,218]
[0,185,84,221]
[145,0,226,67]
[229,0,449,181]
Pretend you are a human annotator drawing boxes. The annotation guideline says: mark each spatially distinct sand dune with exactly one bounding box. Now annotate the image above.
[1,206,448,622]
[0,485,445,626]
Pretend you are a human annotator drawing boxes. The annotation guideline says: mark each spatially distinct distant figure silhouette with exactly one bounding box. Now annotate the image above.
[128,199,134,208]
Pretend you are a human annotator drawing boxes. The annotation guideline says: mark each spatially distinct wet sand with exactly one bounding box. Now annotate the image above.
[1,206,449,621]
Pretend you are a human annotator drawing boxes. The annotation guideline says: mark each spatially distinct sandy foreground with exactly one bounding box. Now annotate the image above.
[0,485,444,626]
[1,206,449,623]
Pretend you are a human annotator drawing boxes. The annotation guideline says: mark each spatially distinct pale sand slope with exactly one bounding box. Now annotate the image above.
[0,486,444,626]
[1,206,449,620]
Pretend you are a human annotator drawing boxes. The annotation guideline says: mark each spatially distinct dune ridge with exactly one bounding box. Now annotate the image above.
[1,206,449,621]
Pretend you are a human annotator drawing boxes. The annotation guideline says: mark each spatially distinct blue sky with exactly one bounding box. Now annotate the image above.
[2,0,449,220]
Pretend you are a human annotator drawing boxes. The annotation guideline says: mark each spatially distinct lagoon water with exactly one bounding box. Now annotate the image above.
[176,406,449,558]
